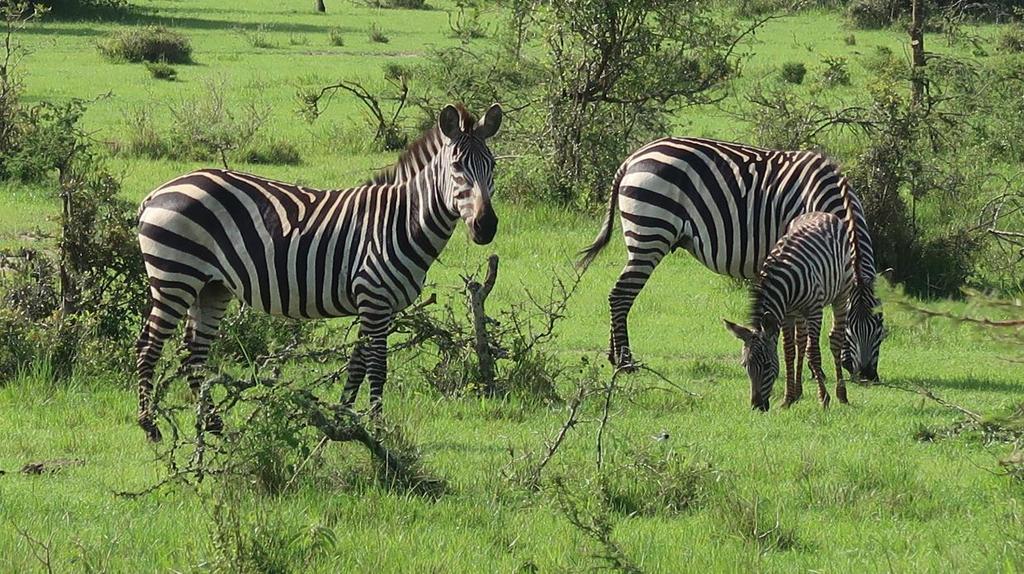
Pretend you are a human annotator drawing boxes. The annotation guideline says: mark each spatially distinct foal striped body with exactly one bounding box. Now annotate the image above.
[579,137,883,381]
[724,212,853,410]
[134,104,502,441]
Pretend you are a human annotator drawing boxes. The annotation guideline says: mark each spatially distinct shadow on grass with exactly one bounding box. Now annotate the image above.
[28,5,336,35]
[890,375,1024,395]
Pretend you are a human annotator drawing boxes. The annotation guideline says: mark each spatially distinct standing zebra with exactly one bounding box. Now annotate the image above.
[134,103,502,442]
[724,212,858,411]
[578,137,884,381]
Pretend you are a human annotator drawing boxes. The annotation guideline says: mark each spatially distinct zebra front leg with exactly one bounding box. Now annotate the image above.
[341,339,366,408]
[805,313,830,408]
[781,319,798,408]
[829,301,849,405]
[793,319,806,404]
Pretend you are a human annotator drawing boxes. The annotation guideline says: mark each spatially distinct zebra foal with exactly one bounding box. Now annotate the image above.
[724,211,865,411]
[134,103,502,442]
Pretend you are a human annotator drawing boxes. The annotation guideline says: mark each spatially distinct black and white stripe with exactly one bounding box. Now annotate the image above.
[578,137,884,380]
[724,212,856,411]
[134,104,502,442]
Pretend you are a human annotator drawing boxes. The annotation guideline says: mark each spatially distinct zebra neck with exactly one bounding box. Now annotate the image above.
[751,280,786,335]
[404,160,460,256]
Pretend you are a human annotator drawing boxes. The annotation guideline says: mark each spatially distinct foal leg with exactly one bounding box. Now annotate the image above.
[805,311,830,408]
[781,319,799,408]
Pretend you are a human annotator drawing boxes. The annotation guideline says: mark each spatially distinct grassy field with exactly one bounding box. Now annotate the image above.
[1,1,1023,572]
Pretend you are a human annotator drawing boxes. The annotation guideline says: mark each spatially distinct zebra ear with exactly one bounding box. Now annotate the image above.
[474,103,503,140]
[723,319,754,343]
[438,105,463,140]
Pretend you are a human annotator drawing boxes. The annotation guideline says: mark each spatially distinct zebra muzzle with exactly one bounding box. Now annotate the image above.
[468,206,498,245]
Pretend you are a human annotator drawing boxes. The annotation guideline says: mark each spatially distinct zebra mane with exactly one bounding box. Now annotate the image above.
[837,175,874,292]
[367,104,478,186]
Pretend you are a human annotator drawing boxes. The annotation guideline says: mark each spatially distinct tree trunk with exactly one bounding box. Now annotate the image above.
[466,255,499,396]
[910,0,925,108]
[316,0,326,12]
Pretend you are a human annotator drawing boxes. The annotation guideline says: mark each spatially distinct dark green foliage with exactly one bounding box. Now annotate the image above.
[363,0,429,9]
[240,140,302,165]
[998,24,1024,54]
[368,23,389,43]
[98,26,192,64]
[113,105,169,159]
[211,307,312,366]
[780,61,806,84]
[144,60,177,80]
[820,56,851,86]
[844,33,856,45]
[847,0,898,29]
[601,446,717,517]
[327,27,344,46]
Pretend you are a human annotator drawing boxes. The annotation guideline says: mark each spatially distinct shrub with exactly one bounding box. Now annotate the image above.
[383,62,411,81]
[328,27,344,46]
[844,34,856,46]
[368,24,389,43]
[820,56,851,87]
[601,446,717,517]
[168,78,270,162]
[363,0,428,8]
[98,26,192,64]
[114,105,169,159]
[998,25,1024,54]
[211,306,311,365]
[780,61,806,84]
[240,140,302,165]
[144,60,177,81]
[847,0,898,30]
[238,24,276,49]
[288,34,310,46]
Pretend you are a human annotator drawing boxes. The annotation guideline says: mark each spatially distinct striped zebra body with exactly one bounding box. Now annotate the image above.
[578,137,884,381]
[134,104,502,442]
[725,212,855,411]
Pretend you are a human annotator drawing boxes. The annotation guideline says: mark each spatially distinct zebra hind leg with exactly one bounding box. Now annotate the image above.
[608,248,667,372]
[182,282,233,435]
[136,290,195,442]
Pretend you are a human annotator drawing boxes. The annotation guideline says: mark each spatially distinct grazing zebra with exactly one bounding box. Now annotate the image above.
[134,103,502,442]
[577,137,884,381]
[723,212,859,411]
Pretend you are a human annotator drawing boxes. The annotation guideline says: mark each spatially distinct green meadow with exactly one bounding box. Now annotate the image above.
[1,1,1022,572]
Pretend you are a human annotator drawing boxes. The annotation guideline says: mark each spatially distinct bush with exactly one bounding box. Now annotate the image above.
[844,33,857,46]
[847,0,898,29]
[144,60,177,81]
[601,446,717,517]
[238,24,276,49]
[820,56,851,86]
[211,306,312,365]
[328,27,344,46]
[363,0,428,8]
[98,26,192,64]
[113,105,169,159]
[368,24,389,43]
[780,61,806,84]
[998,25,1024,54]
[168,78,270,162]
[240,140,302,165]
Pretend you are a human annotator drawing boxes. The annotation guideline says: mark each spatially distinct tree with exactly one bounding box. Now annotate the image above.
[315,0,325,12]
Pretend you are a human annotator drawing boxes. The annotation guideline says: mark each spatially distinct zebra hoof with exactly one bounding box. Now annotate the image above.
[139,416,162,443]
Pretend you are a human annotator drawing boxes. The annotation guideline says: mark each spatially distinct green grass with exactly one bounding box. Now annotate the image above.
[2,1,1023,572]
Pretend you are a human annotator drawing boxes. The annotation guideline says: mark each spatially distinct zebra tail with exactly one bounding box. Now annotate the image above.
[576,163,626,272]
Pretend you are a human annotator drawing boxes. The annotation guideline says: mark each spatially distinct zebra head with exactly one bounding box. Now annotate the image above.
[724,318,780,411]
[843,286,884,382]
[438,103,502,245]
